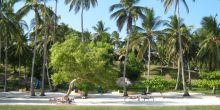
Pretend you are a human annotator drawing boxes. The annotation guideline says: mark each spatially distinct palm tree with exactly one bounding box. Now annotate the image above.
[0,0,23,92]
[111,31,121,53]
[161,0,195,96]
[130,8,163,94]
[17,0,54,96]
[164,15,191,90]
[92,20,110,42]
[110,0,145,96]
[197,16,220,71]
[65,0,98,42]
[40,0,48,96]
[53,0,58,43]
[12,34,29,84]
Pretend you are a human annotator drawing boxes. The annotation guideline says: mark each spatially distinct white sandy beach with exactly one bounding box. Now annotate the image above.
[0,91,219,106]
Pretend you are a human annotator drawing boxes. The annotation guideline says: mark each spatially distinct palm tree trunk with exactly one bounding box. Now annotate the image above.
[30,4,39,96]
[188,63,191,90]
[18,54,21,85]
[46,59,52,91]
[24,63,26,79]
[81,7,84,42]
[142,59,147,95]
[64,79,77,100]
[0,36,1,63]
[122,36,130,96]
[146,42,151,93]
[175,57,180,90]
[18,54,21,82]
[40,0,48,96]
[212,86,216,94]
[160,58,163,74]
[4,36,8,92]
[53,0,58,43]
[40,36,47,96]
[176,3,189,96]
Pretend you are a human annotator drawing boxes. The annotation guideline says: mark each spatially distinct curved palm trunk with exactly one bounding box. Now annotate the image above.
[4,36,8,92]
[176,4,189,96]
[64,79,77,100]
[146,41,151,93]
[81,7,84,42]
[30,5,38,96]
[40,0,48,96]
[175,57,180,90]
[122,36,130,96]
[40,37,47,96]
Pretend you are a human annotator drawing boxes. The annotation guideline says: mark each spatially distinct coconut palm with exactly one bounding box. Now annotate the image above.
[130,8,163,93]
[111,31,121,53]
[17,0,54,96]
[164,15,191,90]
[92,20,110,43]
[65,0,98,42]
[10,33,29,84]
[197,16,220,71]
[110,0,145,96]
[39,0,48,96]
[161,0,195,96]
[0,0,24,92]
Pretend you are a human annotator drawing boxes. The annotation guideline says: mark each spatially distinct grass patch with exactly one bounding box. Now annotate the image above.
[0,105,220,110]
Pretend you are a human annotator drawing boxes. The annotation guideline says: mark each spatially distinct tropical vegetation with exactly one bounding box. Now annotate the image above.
[0,0,220,99]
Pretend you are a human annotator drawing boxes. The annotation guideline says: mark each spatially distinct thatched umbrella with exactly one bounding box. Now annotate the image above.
[116,77,131,87]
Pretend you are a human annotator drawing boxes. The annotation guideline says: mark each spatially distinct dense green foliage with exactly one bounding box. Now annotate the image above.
[50,37,118,89]
[125,53,144,81]
[200,71,220,79]
[192,71,220,93]
[133,77,176,92]
[191,79,220,89]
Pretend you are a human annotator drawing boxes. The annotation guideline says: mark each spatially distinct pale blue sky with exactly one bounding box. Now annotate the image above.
[14,0,220,39]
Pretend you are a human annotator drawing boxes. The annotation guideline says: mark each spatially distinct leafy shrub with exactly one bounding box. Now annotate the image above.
[50,38,118,89]
[76,82,95,96]
[200,71,220,79]
[191,79,220,89]
[132,76,176,92]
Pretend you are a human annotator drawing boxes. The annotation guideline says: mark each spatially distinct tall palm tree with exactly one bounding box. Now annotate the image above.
[17,0,54,96]
[110,0,145,96]
[197,16,220,71]
[130,8,163,94]
[161,0,195,96]
[0,0,23,92]
[39,0,48,96]
[92,20,110,42]
[11,33,29,84]
[53,0,58,43]
[65,0,98,42]
[164,15,191,90]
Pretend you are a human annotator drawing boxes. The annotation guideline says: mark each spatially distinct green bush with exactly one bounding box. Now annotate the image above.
[132,77,176,92]
[50,38,118,89]
[191,79,220,89]
[200,71,220,79]
[76,82,95,96]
